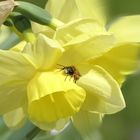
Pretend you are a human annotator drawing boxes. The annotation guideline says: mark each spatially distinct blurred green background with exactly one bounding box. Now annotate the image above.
[0,0,140,140]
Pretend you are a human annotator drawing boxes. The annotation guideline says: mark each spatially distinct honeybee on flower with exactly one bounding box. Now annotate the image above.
[57,64,81,83]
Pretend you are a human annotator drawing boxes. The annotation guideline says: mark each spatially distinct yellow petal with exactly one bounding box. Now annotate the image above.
[0,85,27,115]
[109,15,140,42]
[77,66,125,114]
[27,71,86,123]
[46,0,80,23]
[92,43,140,84]
[0,50,36,81]
[54,18,106,45]
[75,0,106,25]
[11,40,27,52]
[31,22,55,38]
[55,19,115,66]
[0,50,36,114]
[73,110,103,138]
[3,107,26,129]
[25,34,64,70]
[31,118,69,131]
[59,35,115,65]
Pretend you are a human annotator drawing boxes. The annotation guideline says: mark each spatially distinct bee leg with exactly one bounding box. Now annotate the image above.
[73,75,77,83]
[69,76,73,81]
[64,75,68,81]
[57,64,65,68]
[56,68,64,72]
[56,64,65,72]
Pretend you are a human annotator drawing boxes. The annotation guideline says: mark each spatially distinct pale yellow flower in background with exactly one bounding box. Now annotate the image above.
[46,0,106,25]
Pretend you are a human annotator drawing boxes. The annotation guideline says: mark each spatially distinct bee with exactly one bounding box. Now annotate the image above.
[57,64,81,83]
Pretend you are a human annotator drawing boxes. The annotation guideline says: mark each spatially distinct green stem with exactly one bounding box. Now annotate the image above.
[26,126,41,140]
[8,13,37,43]
[23,30,36,44]
[11,26,36,44]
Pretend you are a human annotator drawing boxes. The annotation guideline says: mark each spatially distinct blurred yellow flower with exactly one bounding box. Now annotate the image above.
[0,0,139,138]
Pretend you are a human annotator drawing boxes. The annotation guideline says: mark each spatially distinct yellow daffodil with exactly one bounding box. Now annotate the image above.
[0,0,140,138]
[0,25,125,132]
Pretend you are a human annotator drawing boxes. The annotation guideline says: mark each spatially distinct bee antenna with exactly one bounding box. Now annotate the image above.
[57,64,65,67]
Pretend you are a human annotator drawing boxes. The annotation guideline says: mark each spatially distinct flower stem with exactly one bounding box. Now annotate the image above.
[7,12,36,43]
[26,126,41,140]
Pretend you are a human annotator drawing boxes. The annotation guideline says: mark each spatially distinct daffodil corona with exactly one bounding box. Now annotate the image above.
[0,0,140,138]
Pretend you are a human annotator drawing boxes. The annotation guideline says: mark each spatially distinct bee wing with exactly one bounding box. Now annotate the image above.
[0,0,16,25]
